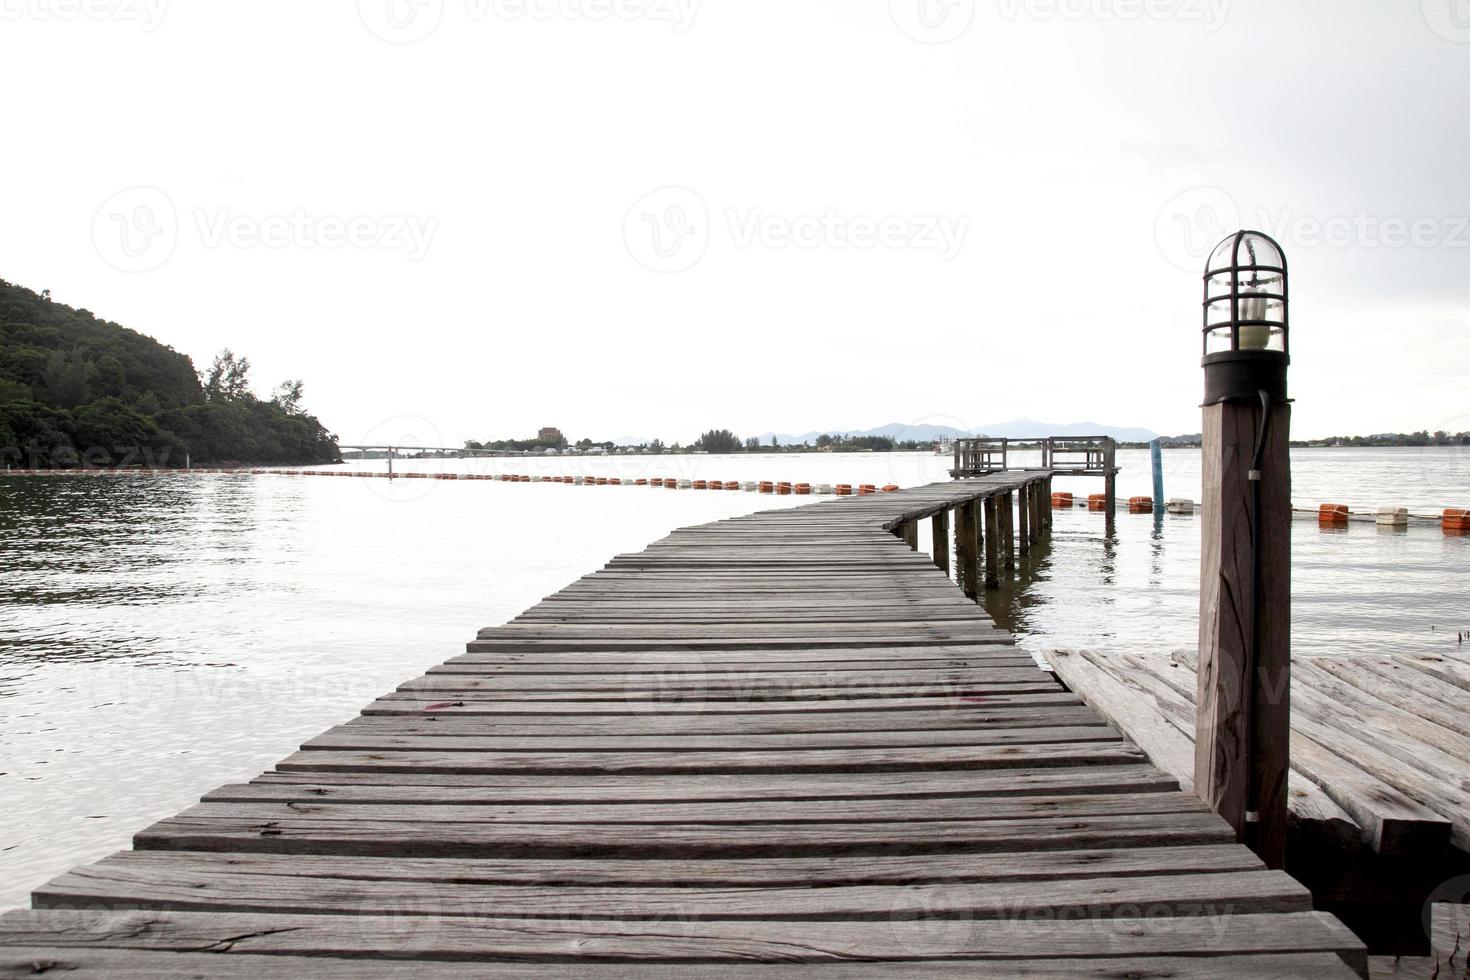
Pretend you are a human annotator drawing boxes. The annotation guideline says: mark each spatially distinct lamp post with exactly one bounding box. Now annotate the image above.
[1195,230,1292,870]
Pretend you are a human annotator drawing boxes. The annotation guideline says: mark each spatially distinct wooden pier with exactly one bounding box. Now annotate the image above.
[0,475,1365,977]
[1048,648,1470,963]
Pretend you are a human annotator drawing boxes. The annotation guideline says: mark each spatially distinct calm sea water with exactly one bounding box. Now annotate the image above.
[1,447,1466,910]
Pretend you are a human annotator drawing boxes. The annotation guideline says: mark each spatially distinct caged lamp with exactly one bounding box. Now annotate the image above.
[1202,230,1289,405]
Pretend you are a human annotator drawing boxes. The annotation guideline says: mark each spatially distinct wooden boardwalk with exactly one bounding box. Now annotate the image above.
[1049,649,1470,860]
[0,475,1365,977]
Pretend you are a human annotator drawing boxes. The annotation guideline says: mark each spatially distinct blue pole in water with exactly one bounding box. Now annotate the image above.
[1150,439,1164,514]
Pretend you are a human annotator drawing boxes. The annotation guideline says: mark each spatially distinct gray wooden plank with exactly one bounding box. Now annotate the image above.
[271,742,1147,775]
[239,764,1178,799]
[164,791,1208,828]
[0,948,1366,978]
[132,812,1236,858]
[0,908,1367,968]
[39,844,1263,889]
[31,868,1309,920]
[298,725,1121,754]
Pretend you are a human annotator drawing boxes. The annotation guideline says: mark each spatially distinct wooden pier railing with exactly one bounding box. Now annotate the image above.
[0,476,1365,977]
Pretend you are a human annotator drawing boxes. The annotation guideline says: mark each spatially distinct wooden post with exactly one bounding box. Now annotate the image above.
[1017,484,1030,555]
[1195,401,1292,870]
[932,509,950,575]
[1030,480,1043,543]
[955,504,977,597]
[1001,492,1016,571]
[982,495,999,589]
[970,497,983,563]
[903,520,918,550]
[1104,471,1117,536]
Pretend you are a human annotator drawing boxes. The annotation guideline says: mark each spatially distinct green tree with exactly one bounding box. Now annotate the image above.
[694,429,742,454]
[0,279,339,467]
[271,379,305,415]
[203,349,252,402]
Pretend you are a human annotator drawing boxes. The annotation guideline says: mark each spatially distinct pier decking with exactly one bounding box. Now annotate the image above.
[0,475,1364,977]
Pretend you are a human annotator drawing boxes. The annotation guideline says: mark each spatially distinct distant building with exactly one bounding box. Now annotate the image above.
[538,427,563,443]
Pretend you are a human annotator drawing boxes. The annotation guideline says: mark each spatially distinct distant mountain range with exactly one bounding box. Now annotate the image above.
[754,419,1161,445]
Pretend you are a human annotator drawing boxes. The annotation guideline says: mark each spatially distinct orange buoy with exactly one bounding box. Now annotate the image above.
[635,478,648,486]
[692,480,708,490]
[835,484,853,496]
[881,485,899,493]
[1443,508,1469,532]
[1087,494,1107,512]
[794,483,811,495]
[759,481,774,494]
[1128,496,1153,513]
[776,482,793,495]
[1051,492,1073,508]
[723,481,739,490]
[1318,503,1349,525]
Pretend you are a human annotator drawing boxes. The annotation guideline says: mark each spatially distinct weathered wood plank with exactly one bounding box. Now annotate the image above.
[0,948,1366,978]
[31,867,1308,920]
[240,765,1178,799]
[298,725,1121,754]
[270,742,1148,775]
[0,908,1365,967]
[132,812,1237,858]
[39,844,1263,889]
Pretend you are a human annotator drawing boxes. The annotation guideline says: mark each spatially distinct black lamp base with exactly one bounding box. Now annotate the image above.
[1202,350,1289,406]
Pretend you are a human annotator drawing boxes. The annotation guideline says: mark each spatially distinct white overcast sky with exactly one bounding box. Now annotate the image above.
[2,0,1467,445]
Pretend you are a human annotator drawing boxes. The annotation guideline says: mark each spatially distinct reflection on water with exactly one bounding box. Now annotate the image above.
[0,447,1466,911]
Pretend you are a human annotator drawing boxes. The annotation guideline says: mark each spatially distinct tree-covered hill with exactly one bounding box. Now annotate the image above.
[0,279,339,467]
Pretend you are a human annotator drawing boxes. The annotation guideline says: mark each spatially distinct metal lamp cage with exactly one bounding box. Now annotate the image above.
[1203,230,1290,357]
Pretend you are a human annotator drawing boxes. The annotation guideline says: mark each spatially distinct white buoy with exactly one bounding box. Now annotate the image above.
[1166,498,1196,515]
[741,481,758,492]
[678,479,692,489]
[814,484,834,495]
[1376,506,1408,526]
